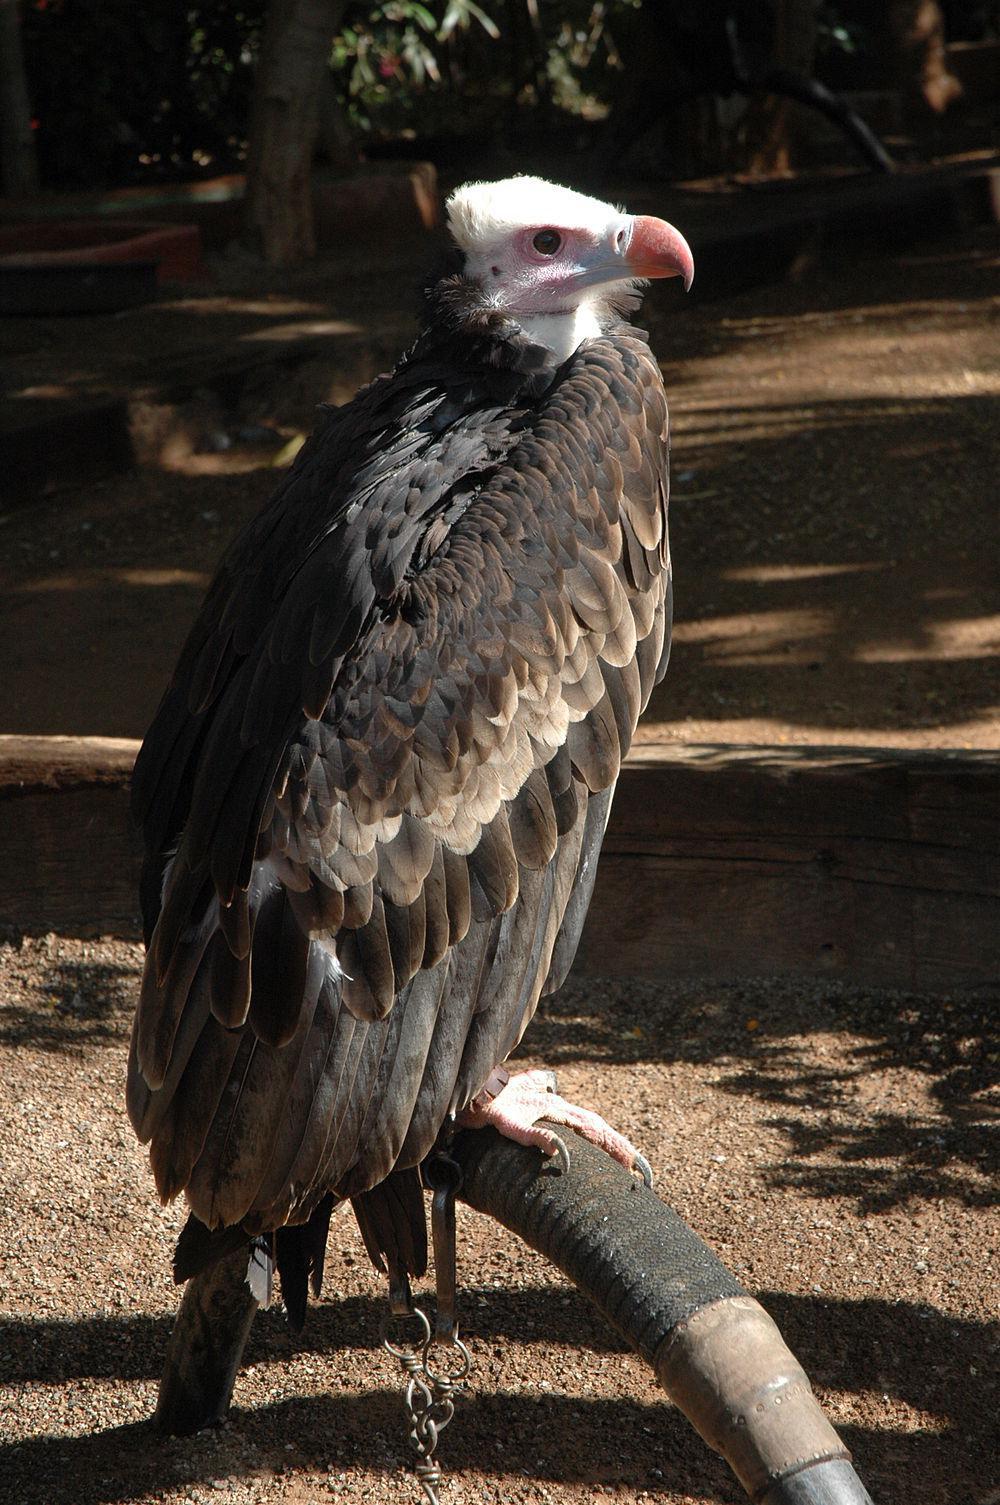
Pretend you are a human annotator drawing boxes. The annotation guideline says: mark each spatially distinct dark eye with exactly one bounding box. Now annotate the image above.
[532,228,562,256]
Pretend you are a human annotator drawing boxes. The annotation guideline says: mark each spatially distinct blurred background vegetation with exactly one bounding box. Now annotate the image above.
[11,1,997,189]
[0,2,996,265]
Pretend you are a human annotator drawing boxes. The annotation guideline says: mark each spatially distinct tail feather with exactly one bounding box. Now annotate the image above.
[208,930,253,1029]
[126,959,211,1144]
[316,1015,393,1194]
[247,886,312,1048]
[247,967,344,1225]
[149,1013,246,1204]
[250,1011,360,1233]
[340,962,450,1197]
[136,883,216,1090]
[352,1168,427,1278]
[185,947,326,1228]
[275,1194,337,1331]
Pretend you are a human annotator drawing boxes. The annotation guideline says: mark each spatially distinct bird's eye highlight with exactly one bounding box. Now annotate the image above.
[532,229,562,256]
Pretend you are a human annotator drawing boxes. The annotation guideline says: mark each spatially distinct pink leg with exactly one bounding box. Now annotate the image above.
[457,1067,653,1185]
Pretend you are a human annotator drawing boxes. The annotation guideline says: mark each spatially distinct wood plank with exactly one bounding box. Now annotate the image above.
[579,743,999,991]
[1,737,996,990]
[0,736,141,938]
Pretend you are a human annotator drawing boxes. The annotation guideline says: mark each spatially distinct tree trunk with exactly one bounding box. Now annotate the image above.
[243,0,346,266]
[0,0,39,197]
[889,1,963,114]
[744,0,818,176]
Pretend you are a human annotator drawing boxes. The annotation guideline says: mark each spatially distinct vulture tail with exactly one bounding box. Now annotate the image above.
[542,784,615,997]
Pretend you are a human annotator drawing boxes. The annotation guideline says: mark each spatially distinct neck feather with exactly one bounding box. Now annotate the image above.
[516,303,603,362]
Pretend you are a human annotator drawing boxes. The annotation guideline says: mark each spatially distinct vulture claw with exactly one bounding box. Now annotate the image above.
[633,1151,654,1189]
[458,1068,650,1184]
[545,1133,572,1176]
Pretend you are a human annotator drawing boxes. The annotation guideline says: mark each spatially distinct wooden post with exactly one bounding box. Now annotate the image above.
[744,0,819,175]
[2,737,997,991]
[154,1243,259,1436]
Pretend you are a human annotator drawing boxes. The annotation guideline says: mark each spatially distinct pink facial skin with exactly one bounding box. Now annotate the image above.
[487,217,693,315]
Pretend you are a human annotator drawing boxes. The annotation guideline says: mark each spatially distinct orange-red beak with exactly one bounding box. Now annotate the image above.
[626,215,694,291]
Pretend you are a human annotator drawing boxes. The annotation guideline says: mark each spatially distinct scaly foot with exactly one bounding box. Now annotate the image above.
[458,1067,652,1185]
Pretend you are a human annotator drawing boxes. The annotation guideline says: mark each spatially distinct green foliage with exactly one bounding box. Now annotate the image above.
[333,0,501,130]
[20,0,642,191]
[545,2,635,118]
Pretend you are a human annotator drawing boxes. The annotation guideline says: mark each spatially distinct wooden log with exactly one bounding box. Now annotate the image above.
[0,735,141,938]
[579,742,1000,991]
[1,736,996,990]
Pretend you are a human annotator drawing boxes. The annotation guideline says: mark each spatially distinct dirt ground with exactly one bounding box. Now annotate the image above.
[2,222,998,748]
[1,218,998,1504]
[1,937,996,1505]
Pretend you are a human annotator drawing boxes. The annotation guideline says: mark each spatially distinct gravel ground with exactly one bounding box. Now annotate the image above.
[1,935,996,1505]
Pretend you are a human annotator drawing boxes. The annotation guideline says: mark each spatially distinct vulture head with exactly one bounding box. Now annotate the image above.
[446,175,694,359]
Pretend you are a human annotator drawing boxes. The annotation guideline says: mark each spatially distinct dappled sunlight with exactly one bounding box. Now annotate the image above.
[4,227,996,750]
[166,295,331,318]
[241,317,365,343]
[0,464,277,737]
[723,561,887,583]
[718,297,991,339]
[658,256,1000,414]
[672,606,833,664]
[634,713,1000,750]
[16,567,210,595]
[158,448,287,476]
[11,382,80,401]
[670,390,992,447]
[536,974,998,1215]
[856,614,1000,662]
[642,368,999,746]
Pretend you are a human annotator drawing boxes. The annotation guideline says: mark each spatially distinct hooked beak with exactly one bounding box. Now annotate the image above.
[626,215,694,291]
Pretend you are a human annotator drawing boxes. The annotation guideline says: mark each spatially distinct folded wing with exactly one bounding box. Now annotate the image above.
[127,329,671,1255]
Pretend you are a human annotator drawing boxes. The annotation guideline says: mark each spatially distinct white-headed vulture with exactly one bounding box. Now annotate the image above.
[127,176,694,1323]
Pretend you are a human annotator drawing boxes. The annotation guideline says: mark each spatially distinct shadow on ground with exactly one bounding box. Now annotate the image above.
[1,1286,993,1504]
[4,946,996,1210]
[651,390,999,738]
[528,974,999,1213]
[0,952,140,1051]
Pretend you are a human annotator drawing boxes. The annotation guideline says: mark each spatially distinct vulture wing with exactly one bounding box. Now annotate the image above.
[128,308,671,1279]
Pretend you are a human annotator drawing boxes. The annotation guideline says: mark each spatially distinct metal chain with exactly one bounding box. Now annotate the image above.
[384,1304,472,1505]
[382,1151,472,1505]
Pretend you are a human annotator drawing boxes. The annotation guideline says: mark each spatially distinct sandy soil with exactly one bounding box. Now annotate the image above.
[1,935,996,1505]
[2,225,998,749]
